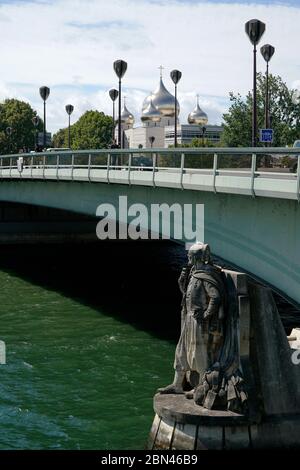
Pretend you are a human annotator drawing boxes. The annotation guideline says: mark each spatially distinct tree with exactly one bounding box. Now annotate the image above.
[221,73,300,147]
[190,137,214,148]
[0,99,43,154]
[167,137,215,149]
[52,110,113,150]
[52,128,67,148]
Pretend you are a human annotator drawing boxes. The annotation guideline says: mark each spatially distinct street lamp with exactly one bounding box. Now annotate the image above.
[6,126,13,154]
[39,86,50,148]
[149,136,155,148]
[170,69,182,148]
[201,126,206,146]
[113,60,127,149]
[109,89,119,142]
[260,44,275,129]
[65,104,74,149]
[32,116,39,150]
[245,19,266,147]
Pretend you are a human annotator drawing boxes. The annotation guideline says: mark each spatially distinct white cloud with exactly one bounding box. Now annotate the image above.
[0,0,300,133]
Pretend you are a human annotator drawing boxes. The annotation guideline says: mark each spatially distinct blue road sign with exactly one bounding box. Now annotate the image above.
[259,128,273,143]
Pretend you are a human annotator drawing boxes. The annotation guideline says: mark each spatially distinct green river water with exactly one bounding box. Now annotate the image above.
[0,242,183,450]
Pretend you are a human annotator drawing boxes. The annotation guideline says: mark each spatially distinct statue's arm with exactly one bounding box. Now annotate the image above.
[202,281,221,319]
[178,266,190,294]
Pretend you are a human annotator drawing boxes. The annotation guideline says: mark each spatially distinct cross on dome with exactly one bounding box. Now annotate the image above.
[158,65,164,78]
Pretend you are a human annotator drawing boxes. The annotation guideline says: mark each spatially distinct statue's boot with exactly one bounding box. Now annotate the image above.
[185,389,195,399]
[157,371,185,394]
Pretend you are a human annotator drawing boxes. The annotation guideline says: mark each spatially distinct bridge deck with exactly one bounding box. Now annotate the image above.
[0,165,298,200]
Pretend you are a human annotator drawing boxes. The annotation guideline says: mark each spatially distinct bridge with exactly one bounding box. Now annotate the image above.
[0,147,299,307]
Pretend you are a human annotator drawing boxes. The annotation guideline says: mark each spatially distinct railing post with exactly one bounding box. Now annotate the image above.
[9,157,12,178]
[152,153,157,188]
[128,153,132,185]
[0,157,3,179]
[88,153,92,182]
[71,153,74,181]
[31,156,34,179]
[213,153,218,194]
[43,154,46,179]
[18,156,23,178]
[296,155,300,203]
[56,154,60,180]
[180,153,185,190]
[251,153,257,197]
[107,153,111,184]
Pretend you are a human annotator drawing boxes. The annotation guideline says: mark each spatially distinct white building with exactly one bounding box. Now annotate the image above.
[116,72,223,149]
[164,124,224,147]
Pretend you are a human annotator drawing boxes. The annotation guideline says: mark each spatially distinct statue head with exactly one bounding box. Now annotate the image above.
[188,243,211,267]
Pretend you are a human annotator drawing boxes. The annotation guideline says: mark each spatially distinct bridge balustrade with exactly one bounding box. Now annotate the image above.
[0,148,299,200]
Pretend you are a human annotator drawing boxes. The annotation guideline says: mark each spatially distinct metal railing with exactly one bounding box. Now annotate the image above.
[0,147,299,198]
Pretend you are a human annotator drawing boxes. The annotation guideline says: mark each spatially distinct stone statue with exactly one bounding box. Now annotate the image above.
[158,242,247,413]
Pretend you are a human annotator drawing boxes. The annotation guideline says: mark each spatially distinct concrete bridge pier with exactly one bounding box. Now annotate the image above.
[147,271,300,450]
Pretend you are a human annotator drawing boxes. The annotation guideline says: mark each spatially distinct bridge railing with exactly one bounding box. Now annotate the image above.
[1,147,300,199]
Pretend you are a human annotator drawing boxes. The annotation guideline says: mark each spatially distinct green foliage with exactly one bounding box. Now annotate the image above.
[221,73,300,147]
[52,110,113,150]
[52,128,67,148]
[189,137,214,148]
[168,137,214,149]
[0,99,42,154]
[220,93,252,147]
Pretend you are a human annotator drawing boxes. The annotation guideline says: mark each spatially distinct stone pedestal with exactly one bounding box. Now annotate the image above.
[147,394,253,450]
[147,394,300,449]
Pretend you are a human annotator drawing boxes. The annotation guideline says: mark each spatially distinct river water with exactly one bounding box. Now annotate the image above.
[0,241,299,450]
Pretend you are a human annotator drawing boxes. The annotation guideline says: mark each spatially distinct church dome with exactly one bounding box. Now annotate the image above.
[141,99,161,123]
[142,76,179,118]
[188,96,208,125]
[120,100,135,126]
[142,93,153,112]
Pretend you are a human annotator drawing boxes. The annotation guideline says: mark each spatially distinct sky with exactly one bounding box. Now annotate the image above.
[0,0,300,134]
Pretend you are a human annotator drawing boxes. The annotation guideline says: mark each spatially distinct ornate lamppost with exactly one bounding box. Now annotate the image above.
[109,89,119,142]
[245,19,266,147]
[170,70,182,148]
[65,104,74,148]
[39,86,50,148]
[149,136,155,148]
[260,44,275,129]
[113,60,127,148]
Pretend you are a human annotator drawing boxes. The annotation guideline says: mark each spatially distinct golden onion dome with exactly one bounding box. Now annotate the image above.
[142,77,179,117]
[141,99,162,123]
[188,96,208,125]
[120,99,135,126]
[142,93,153,111]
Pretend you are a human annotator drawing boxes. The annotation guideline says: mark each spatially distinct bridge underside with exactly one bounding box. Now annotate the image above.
[0,201,98,244]
[0,180,299,306]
